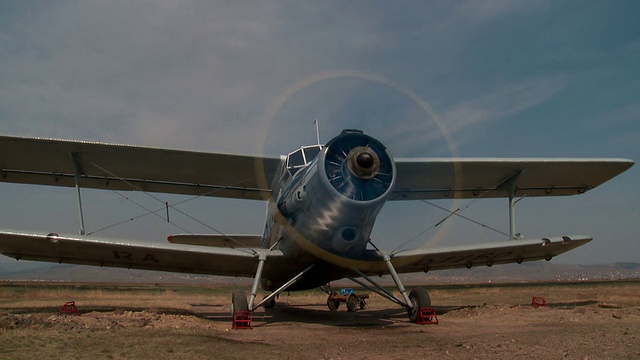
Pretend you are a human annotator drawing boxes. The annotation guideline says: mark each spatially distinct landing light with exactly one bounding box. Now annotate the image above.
[47,233,60,243]
[342,228,357,242]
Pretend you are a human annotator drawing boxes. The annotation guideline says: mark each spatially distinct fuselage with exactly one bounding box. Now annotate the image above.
[259,130,397,291]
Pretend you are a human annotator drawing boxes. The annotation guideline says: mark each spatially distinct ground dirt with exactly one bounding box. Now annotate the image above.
[0,281,639,359]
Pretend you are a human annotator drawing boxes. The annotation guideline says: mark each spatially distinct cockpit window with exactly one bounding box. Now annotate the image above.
[303,146,321,162]
[286,145,323,176]
[288,149,304,167]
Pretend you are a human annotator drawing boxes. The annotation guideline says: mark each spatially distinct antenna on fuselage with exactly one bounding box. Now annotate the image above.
[313,119,321,145]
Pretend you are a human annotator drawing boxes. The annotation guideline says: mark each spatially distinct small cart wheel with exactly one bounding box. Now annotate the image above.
[327,297,340,311]
[359,299,366,310]
[346,294,358,312]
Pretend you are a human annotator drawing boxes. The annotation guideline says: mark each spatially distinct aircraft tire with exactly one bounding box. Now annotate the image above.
[407,288,431,323]
[346,294,358,312]
[231,290,249,314]
[263,295,276,309]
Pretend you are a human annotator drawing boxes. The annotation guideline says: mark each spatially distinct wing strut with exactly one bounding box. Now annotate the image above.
[70,153,86,235]
[502,170,522,240]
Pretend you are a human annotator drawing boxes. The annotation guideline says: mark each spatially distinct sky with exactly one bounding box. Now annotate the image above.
[0,1,638,273]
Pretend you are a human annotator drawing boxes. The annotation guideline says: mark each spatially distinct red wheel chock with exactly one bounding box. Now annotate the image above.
[58,301,80,316]
[232,310,252,329]
[531,296,547,307]
[416,307,439,325]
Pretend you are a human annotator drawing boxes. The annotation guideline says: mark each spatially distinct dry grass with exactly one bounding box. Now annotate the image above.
[3,281,639,311]
[0,283,232,311]
[0,280,639,359]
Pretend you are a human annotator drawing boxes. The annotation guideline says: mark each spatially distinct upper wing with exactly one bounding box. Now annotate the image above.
[388,235,591,274]
[0,231,277,277]
[0,135,283,200]
[392,158,634,200]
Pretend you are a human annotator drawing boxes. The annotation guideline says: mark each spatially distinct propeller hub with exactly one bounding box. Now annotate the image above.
[356,152,374,169]
[347,147,380,179]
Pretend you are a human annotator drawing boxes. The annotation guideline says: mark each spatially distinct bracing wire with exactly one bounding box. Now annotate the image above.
[391,175,518,254]
[86,161,262,253]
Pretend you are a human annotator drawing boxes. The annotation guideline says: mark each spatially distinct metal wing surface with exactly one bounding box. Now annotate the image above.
[167,234,263,248]
[388,235,591,274]
[0,231,281,277]
[392,158,634,200]
[0,135,283,200]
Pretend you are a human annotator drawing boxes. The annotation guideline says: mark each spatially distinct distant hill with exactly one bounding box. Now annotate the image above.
[0,264,252,285]
[1,261,638,285]
[614,262,640,270]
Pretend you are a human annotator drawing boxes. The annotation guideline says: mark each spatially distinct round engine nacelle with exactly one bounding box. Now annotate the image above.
[277,130,396,257]
[320,129,395,202]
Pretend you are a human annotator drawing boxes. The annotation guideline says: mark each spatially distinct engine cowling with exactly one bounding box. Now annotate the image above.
[321,129,394,201]
[277,130,396,258]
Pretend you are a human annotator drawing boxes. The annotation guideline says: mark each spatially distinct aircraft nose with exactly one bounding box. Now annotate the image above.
[347,147,380,179]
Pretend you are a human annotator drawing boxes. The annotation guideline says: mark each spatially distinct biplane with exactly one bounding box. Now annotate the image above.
[0,129,633,322]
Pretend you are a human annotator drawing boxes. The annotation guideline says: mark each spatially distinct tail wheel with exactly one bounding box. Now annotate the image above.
[346,294,358,312]
[407,288,431,323]
[231,290,249,314]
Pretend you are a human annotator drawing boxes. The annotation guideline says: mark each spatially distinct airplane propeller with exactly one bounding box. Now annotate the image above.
[323,130,394,202]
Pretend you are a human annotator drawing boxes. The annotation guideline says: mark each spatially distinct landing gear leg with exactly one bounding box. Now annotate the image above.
[248,252,267,310]
[251,264,315,310]
[350,253,432,323]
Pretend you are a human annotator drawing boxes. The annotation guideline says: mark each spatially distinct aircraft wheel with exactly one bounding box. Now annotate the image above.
[231,290,249,314]
[346,294,358,312]
[263,295,276,309]
[327,297,340,311]
[407,288,431,323]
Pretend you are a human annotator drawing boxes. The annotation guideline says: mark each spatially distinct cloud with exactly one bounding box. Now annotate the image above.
[438,76,567,145]
[0,1,392,153]
[456,0,546,20]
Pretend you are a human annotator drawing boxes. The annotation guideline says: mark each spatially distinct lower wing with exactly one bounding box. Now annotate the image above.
[167,234,262,248]
[388,235,591,274]
[0,231,591,280]
[0,231,279,277]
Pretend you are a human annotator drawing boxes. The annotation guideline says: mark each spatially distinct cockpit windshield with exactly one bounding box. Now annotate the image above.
[303,146,321,163]
[286,145,323,176]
